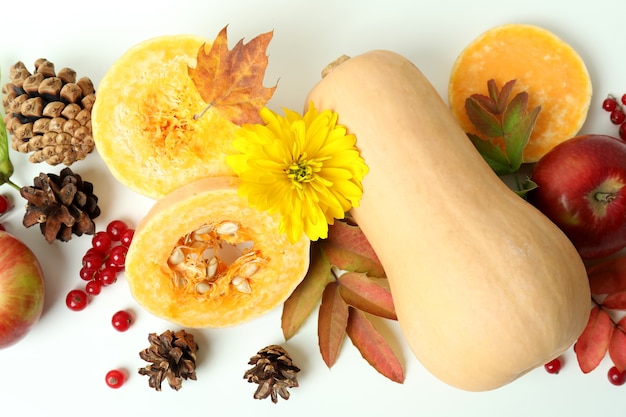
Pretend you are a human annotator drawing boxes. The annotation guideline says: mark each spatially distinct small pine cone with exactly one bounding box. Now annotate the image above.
[138,330,198,391]
[243,345,300,403]
[2,59,96,166]
[20,167,101,243]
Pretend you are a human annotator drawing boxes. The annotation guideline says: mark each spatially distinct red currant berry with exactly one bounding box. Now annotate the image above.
[611,109,626,125]
[111,310,133,332]
[0,194,11,217]
[621,94,626,106]
[620,123,626,141]
[544,358,562,374]
[603,97,618,111]
[92,231,112,254]
[85,279,103,296]
[66,289,89,311]
[0,223,5,232]
[82,252,103,270]
[608,366,626,385]
[105,369,126,389]
[106,220,128,241]
[99,267,118,286]
[119,228,134,248]
[109,245,128,268]
[79,266,98,281]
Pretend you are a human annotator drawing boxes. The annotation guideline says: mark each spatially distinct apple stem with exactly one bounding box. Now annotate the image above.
[595,191,617,204]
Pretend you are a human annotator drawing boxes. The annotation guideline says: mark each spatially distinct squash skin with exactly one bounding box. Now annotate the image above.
[305,50,591,391]
[125,176,310,328]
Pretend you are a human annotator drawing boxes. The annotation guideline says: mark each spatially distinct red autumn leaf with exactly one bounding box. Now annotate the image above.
[346,308,405,383]
[187,25,276,125]
[609,317,626,372]
[587,256,626,294]
[281,244,334,339]
[337,272,397,320]
[575,306,614,373]
[601,291,626,310]
[321,218,386,278]
[318,282,349,368]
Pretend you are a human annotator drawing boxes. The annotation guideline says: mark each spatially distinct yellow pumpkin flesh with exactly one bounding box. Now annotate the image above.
[125,176,310,328]
[92,35,238,199]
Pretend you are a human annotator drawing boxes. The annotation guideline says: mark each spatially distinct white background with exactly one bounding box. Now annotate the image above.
[0,0,624,416]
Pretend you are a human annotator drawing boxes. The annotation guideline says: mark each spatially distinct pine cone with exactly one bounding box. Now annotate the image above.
[243,344,300,403]
[2,59,96,166]
[138,330,198,391]
[20,167,100,243]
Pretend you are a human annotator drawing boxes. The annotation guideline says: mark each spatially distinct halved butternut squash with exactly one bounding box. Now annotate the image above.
[125,176,310,327]
[92,35,238,198]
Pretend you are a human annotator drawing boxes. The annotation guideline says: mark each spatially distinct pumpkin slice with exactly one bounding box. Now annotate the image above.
[92,35,238,198]
[448,23,592,163]
[125,176,310,328]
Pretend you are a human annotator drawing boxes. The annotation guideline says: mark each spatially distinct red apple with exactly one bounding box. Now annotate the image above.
[0,231,45,348]
[528,134,626,259]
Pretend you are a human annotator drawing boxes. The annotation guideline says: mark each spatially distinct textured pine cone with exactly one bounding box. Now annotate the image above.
[2,59,96,166]
[20,167,100,243]
[138,330,198,391]
[244,344,300,403]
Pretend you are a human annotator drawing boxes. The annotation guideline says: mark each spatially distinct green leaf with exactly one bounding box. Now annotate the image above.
[491,79,516,113]
[465,96,504,138]
[468,133,513,175]
[501,92,541,172]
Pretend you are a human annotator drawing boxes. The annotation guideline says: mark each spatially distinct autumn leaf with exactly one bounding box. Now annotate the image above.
[600,291,626,310]
[575,306,614,373]
[346,308,405,383]
[587,256,626,295]
[320,219,386,278]
[337,272,396,320]
[281,244,334,340]
[609,317,626,372]
[187,25,276,125]
[465,79,540,196]
[318,282,349,368]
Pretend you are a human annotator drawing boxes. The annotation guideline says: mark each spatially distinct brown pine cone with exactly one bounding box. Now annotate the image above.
[243,344,300,403]
[20,167,100,243]
[2,59,96,166]
[138,330,198,391]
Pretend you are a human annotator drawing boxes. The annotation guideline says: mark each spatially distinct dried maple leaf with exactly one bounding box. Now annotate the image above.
[575,306,614,373]
[346,308,405,383]
[337,272,396,320]
[317,282,349,368]
[187,25,276,126]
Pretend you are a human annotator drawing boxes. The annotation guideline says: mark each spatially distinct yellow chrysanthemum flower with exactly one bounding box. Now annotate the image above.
[226,104,368,243]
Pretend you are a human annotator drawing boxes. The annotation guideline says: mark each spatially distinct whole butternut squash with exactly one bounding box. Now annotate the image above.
[305,50,590,391]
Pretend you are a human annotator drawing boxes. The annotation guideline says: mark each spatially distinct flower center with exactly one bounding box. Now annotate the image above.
[286,155,321,185]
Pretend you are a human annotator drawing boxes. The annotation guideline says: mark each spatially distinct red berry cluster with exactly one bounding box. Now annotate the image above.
[602,94,626,139]
[544,357,626,386]
[65,219,135,311]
